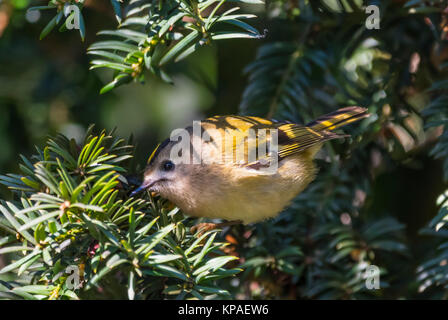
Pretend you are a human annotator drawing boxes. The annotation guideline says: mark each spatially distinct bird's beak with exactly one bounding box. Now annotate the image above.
[130,178,155,197]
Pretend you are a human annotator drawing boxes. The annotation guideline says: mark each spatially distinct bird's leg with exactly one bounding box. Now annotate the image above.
[191,220,243,236]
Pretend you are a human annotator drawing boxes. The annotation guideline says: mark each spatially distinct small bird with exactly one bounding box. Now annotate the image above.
[132,107,369,232]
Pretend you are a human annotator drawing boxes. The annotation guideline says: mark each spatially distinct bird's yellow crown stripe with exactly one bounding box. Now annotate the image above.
[147,143,161,164]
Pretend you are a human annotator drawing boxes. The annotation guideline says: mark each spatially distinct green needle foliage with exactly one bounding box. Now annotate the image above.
[0,128,240,299]
[29,0,263,93]
[231,0,448,299]
[416,77,448,296]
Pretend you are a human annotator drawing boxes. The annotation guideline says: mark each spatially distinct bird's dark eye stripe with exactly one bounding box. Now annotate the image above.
[162,160,175,171]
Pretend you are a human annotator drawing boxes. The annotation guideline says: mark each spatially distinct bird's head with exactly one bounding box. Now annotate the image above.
[132,139,175,195]
[130,138,195,200]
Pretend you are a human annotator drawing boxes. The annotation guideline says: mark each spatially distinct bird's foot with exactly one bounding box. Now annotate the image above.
[191,220,243,237]
[190,223,219,236]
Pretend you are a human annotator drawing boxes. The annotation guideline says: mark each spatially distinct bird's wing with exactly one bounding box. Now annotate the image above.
[149,108,367,172]
[201,115,277,168]
[276,123,342,159]
[201,115,344,171]
[275,106,369,159]
[202,115,331,170]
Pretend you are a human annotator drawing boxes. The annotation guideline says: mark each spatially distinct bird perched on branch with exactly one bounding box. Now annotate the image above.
[131,107,369,233]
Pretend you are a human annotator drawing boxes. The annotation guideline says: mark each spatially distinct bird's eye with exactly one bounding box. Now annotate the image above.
[162,160,175,171]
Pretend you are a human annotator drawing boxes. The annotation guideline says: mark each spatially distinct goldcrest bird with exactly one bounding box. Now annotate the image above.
[131,107,369,230]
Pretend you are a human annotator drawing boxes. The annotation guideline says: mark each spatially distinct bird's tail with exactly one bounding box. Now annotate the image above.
[306,106,369,132]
